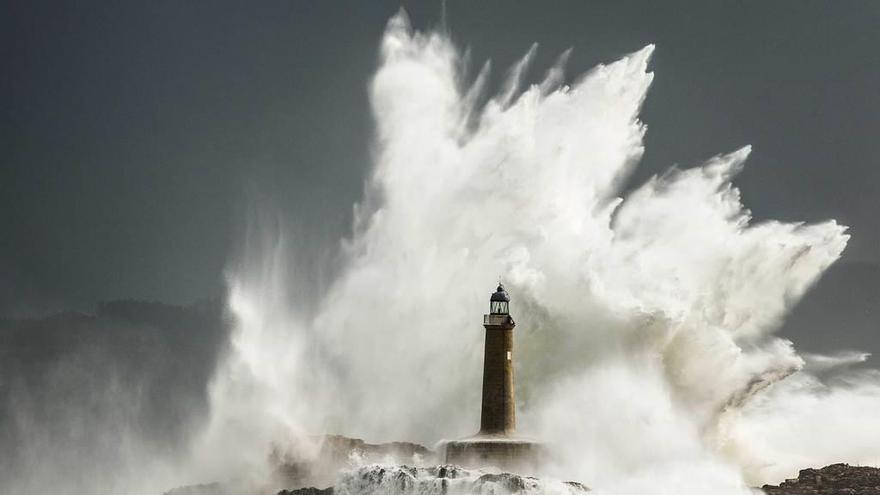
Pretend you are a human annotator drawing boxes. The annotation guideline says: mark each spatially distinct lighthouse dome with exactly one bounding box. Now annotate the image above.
[490,284,510,302]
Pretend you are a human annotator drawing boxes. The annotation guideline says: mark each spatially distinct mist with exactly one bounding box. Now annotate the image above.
[0,301,228,494]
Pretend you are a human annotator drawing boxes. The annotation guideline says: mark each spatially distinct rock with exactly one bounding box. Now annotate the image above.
[475,472,528,492]
[564,480,591,492]
[271,435,437,489]
[278,488,334,495]
[761,463,880,494]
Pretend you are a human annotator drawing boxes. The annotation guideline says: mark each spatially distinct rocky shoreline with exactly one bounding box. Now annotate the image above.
[166,436,880,495]
[274,463,880,495]
[278,465,590,495]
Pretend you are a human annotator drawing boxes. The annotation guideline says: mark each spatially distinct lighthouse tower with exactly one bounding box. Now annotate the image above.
[480,284,516,435]
[444,284,540,472]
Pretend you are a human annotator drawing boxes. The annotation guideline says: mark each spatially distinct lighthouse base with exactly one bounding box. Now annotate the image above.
[443,435,542,474]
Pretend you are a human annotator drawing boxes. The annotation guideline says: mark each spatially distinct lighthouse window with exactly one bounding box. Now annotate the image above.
[507,351,511,361]
[490,300,508,314]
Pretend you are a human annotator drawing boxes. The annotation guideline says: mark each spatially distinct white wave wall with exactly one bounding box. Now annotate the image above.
[204,11,880,494]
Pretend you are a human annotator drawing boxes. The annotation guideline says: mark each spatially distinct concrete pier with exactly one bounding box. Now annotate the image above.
[444,436,542,473]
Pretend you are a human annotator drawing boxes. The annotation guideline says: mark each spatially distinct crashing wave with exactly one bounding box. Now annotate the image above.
[333,465,588,495]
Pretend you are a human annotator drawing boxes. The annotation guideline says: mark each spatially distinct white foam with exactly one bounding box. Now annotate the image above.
[200,10,877,495]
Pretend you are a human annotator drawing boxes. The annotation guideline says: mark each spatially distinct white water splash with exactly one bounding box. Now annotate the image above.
[335,465,586,495]
[200,10,880,494]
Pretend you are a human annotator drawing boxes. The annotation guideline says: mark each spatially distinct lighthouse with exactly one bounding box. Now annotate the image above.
[480,284,516,435]
[444,284,540,472]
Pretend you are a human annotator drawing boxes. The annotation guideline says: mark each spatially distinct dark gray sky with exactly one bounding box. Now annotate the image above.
[2,1,879,316]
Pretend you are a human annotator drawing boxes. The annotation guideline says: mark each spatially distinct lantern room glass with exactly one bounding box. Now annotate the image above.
[490,300,509,315]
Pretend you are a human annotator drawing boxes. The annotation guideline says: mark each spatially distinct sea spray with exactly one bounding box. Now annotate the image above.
[204,10,876,494]
[334,465,588,495]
